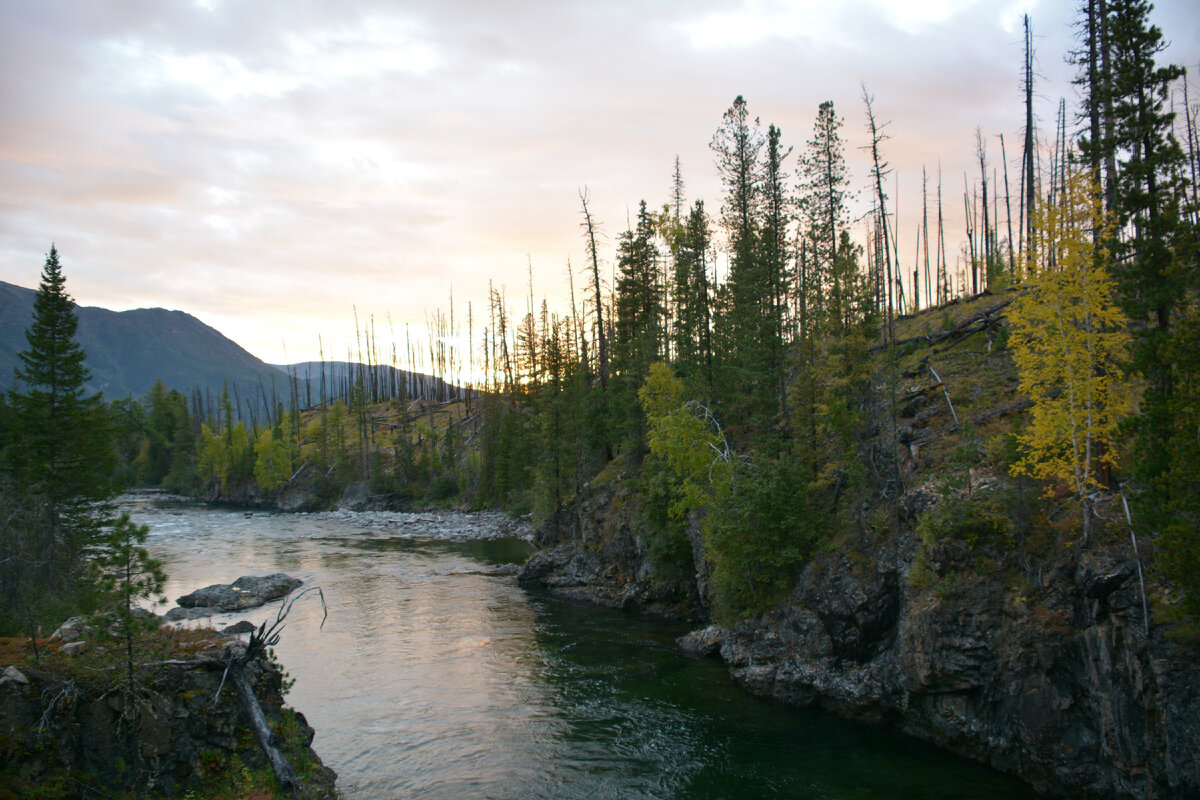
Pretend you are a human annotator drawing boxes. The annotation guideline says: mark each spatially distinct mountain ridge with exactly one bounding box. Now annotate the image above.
[0,280,292,405]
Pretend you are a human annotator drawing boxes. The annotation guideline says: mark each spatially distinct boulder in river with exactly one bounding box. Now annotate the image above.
[176,573,302,612]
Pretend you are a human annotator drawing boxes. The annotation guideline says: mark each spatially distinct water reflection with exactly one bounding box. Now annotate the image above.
[127,498,1036,800]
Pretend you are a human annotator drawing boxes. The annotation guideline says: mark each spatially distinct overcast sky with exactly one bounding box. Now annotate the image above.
[1,0,1197,368]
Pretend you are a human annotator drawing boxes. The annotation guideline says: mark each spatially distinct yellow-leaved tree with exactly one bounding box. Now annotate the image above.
[1009,166,1134,543]
[638,362,732,519]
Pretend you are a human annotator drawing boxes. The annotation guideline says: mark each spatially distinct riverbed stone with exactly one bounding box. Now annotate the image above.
[177,573,302,612]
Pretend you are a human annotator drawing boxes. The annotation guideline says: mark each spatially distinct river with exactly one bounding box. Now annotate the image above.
[125,494,1037,800]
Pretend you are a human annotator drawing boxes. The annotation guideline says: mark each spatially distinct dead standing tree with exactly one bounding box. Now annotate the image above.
[862,85,905,511]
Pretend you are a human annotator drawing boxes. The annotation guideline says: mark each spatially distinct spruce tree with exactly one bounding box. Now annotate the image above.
[1097,0,1198,592]
[797,100,851,327]
[611,201,663,455]
[671,200,715,399]
[1,246,116,625]
[710,96,791,434]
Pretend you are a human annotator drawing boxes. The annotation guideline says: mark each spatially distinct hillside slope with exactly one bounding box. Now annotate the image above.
[519,290,1200,799]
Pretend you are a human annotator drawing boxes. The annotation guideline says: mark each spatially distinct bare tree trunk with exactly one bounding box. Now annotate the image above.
[863,87,894,339]
[963,176,977,295]
[976,127,991,289]
[579,188,608,392]
[937,165,948,303]
[1023,14,1037,259]
[1099,0,1117,212]
[1000,133,1016,277]
[922,165,931,308]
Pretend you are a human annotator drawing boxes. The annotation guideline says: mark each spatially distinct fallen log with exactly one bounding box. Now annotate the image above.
[231,663,300,794]
[872,296,1015,354]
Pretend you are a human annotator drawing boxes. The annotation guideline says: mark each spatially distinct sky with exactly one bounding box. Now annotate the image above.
[1,0,1197,368]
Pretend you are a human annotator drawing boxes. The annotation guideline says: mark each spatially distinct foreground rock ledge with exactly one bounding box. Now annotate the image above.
[0,639,336,797]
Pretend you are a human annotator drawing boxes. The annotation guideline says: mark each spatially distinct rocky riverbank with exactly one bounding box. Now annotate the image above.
[0,629,336,798]
[518,476,1200,799]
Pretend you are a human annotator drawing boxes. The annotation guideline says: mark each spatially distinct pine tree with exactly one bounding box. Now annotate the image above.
[710,96,791,433]
[671,200,715,398]
[1,246,116,627]
[797,100,851,330]
[611,200,663,454]
[1089,0,1199,593]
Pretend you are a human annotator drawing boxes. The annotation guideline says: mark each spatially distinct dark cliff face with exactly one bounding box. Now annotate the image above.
[519,472,701,619]
[519,480,1200,799]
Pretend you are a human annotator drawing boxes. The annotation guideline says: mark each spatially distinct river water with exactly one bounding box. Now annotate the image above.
[125,495,1036,800]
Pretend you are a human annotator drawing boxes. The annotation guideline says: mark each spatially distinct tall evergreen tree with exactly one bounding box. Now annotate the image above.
[1,246,116,625]
[611,201,664,454]
[1102,0,1195,535]
[671,200,715,399]
[710,97,764,420]
[760,124,793,423]
[710,96,791,433]
[797,100,851,330]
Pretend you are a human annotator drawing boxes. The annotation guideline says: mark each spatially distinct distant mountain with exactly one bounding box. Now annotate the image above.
[278,361,468,407]
[0,281,292,407]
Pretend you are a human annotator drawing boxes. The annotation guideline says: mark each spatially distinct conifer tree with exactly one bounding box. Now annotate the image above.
[710,96,791,433]
[611,201,663,454]
[798,100,851,327]
[1,246,116,622]
[671,200,715,398]
[1084,0,1200,588]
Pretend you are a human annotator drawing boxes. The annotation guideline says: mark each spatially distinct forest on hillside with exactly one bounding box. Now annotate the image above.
[1,1,1197,631]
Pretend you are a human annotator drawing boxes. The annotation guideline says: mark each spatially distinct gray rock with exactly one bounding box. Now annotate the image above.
[49,616,89,643]
[221,621,257,635]
[337,481,382,511]
[277,485,318,512]
[1,666,29,686]
[164,606,214,622]
[177,573,302,612]
[677,625,725,657]
[60,641,89,657]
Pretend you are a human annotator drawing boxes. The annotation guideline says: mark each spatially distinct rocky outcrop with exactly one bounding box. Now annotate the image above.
[0,641,336,797]
[336,480,396,511]
[518,473,698,618]
[704,541,1197,798]
[172,573,302,615]
[524,481,1200,798]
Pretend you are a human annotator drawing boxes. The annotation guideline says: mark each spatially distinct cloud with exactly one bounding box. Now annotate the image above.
[0,0,1196,366]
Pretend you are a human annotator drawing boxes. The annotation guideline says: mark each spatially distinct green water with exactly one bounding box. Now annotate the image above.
[526,597,1034,800]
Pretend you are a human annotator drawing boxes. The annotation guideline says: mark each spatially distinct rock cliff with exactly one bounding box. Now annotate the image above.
[519,477,1200,799]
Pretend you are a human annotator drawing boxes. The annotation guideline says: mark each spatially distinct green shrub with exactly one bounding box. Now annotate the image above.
[704,451,824,620]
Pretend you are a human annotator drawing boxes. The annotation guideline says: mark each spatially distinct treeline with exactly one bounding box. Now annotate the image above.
[2,1,1197,628]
